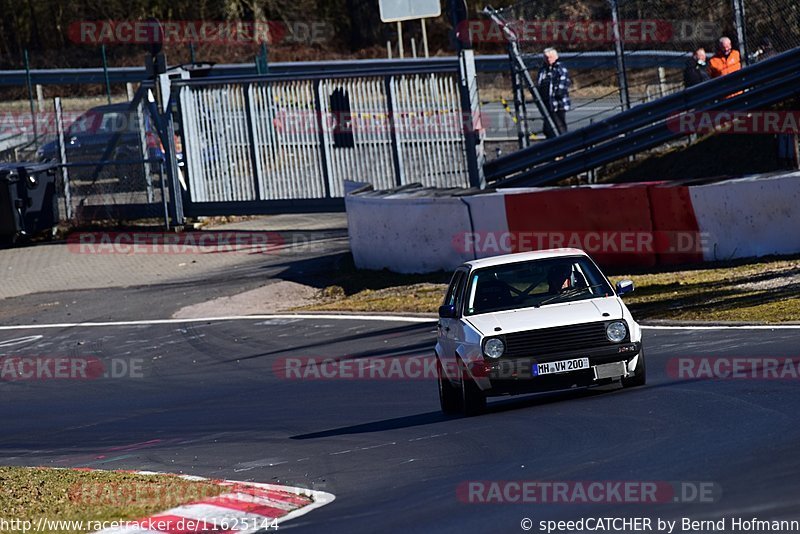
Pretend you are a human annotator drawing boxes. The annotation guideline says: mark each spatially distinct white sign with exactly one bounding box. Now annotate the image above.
[378,0,441,23]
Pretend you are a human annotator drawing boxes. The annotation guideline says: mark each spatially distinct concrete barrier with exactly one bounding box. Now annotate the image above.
[345,192,473,273]
[689,172,800,260]
[347,172,800,273]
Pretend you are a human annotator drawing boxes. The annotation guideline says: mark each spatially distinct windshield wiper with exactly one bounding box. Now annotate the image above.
[538,284,605,307]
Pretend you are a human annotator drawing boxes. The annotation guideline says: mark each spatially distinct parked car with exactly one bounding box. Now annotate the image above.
[435,248,645,416]
[37,103,166,167]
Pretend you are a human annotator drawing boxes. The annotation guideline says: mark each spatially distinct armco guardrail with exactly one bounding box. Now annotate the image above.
[0,51,688,86]
[486,47,800,187]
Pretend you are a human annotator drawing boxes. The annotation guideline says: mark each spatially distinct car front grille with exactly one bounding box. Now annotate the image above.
[503,321,618,358]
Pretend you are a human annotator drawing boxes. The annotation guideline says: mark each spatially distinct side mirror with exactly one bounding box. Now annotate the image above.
[616,279,635,296]
[438,304,457,319]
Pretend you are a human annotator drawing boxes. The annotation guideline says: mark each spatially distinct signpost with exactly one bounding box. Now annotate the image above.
[378,0,441,58]
[378,0,485,189]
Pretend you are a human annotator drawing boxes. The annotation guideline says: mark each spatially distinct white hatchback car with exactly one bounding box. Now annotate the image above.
[435,248,644,416]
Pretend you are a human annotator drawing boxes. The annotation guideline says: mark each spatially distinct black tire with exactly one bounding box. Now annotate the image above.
[460,360,486,416]
[622,348,647,388]
[437,358,462,415]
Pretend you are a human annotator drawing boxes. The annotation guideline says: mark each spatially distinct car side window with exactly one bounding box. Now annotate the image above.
[444,271,466,310]
[452,271,468,316]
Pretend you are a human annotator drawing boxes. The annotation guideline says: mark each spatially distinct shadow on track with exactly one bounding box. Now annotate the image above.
[290,384,640,440]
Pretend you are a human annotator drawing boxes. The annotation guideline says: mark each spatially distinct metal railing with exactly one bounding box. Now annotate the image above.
[485,47,800,187]
[0,52,689,87]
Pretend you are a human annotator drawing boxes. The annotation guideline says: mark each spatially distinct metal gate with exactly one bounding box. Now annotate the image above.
[177,69,472,213]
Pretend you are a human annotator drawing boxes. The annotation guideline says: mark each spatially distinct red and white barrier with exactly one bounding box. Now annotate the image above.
[346,172,800,273]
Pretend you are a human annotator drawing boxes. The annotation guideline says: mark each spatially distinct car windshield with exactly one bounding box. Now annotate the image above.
[66,111,102,135]
[464,256,614,316]
[66,110,141,135]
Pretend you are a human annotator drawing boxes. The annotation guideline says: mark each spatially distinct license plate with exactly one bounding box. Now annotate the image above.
[533,357,589,376]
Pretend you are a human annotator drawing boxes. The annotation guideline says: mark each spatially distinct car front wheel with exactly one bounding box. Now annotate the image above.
[460,360,486,416]
[438,358,462,415]
[622,348,647,388]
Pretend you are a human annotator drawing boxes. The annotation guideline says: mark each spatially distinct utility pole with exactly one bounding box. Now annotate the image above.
[732,0,749,65]
[144,19,183,225]
[609,0,631,112]
[483,6,558,138]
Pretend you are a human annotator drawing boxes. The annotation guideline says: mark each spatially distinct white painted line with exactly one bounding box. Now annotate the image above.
[0,335,43,346]
[1,313,800,331]
[641,325,800,330]
[0,313,435,331]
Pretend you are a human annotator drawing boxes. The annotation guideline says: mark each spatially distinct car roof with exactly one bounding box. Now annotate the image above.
[464,248,589,270]
[84,103,133,114]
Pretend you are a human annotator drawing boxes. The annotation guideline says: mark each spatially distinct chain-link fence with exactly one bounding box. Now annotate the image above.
[1,89,171,227]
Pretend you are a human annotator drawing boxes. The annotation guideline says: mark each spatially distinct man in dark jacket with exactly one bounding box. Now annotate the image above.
[684,47,710,87]
[536,48,571,138]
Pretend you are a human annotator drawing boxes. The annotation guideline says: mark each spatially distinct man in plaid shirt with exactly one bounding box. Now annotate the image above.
[536,48,572,138]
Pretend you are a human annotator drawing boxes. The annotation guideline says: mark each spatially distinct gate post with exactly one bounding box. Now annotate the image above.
[457,49,486,189]
[243,84,262,200]
[384,76,404,187]
[313,80,333,198]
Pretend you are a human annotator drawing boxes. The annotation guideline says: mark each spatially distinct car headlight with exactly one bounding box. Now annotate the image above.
[483,337,505,359]
[606,321,627,343]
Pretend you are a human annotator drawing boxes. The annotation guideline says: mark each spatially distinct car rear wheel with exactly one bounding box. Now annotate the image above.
[460,360,486,416]
[622,348,647,388]
[437,358,461,415]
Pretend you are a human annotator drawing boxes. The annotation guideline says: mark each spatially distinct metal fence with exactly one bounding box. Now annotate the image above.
[177,70,471,208]
[50,93,170,225]
[486,0,800,141]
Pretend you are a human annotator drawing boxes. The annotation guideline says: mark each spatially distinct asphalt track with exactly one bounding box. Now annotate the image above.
[2,316,800,533]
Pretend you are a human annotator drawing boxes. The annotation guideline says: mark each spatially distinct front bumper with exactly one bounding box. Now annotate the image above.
[476,342,641,396]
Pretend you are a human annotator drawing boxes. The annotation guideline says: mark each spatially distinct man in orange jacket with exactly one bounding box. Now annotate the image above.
[708,37,741,78]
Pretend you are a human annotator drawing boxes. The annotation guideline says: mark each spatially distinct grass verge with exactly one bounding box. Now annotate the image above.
[300,256,800,323]
[0,467,226,534]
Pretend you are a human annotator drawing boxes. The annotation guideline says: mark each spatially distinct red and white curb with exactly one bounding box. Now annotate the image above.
[87,470,334,533]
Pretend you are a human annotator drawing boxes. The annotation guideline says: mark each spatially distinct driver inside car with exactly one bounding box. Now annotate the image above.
[547,263,573,293]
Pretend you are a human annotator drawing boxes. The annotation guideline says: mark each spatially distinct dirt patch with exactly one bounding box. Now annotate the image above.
[299,256,800,324]
[172,281,319,319]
